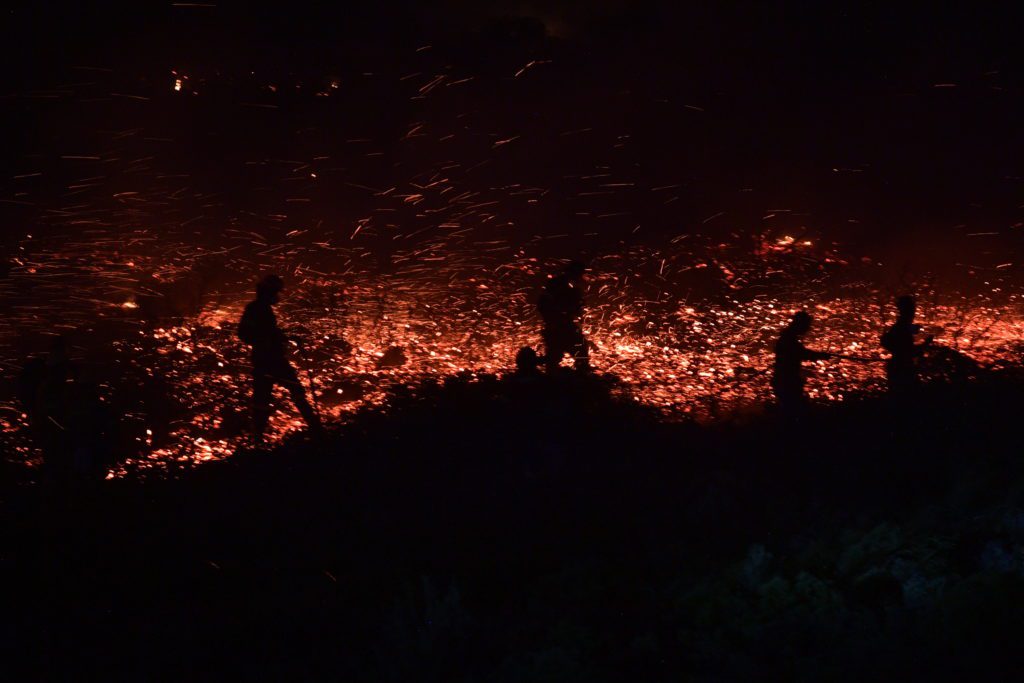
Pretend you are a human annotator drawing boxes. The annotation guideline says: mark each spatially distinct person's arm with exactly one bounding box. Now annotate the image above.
[270,315,290,346]
[237,306,255,344]
[801,344,832,361]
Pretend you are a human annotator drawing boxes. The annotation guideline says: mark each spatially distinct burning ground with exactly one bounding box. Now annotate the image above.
[3,229,1024,477]
[2,31,1023,477]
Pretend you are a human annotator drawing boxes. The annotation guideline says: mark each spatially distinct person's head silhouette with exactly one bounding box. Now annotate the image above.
[896,295,916,321]
[789,311,813,336]
[256,274,285,304]
[515,346,540,374]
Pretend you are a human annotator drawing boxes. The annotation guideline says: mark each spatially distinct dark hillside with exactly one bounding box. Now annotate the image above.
[5,371,1024,680]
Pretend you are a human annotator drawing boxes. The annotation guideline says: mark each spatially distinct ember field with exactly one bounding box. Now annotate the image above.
[3,32,1024,477]
[4,227,1024,478]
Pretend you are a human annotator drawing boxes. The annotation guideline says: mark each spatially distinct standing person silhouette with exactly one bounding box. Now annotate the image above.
[771,311,832,410]
[538,261,590,372]
[238,275,321,443]
[881,295,930,394]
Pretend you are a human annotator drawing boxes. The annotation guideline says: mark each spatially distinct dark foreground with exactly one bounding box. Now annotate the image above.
[4,372,1024,681]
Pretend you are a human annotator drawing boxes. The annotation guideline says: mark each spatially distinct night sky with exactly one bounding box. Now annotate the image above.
[5,3,1023,238]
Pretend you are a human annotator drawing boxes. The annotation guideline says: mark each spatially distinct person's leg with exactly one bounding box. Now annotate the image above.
[544,342,566,372]
[277,363,321,430]
[772,378,805,415]
[542,329,564,372]
[252,370,273,442]
[887,361,916,395]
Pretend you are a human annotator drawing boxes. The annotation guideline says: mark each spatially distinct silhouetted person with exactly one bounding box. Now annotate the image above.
[238,275,320,442]
[538,261,589,372]
[772,312,831,410]
[514,346,542,377]
[881,295,930,394]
